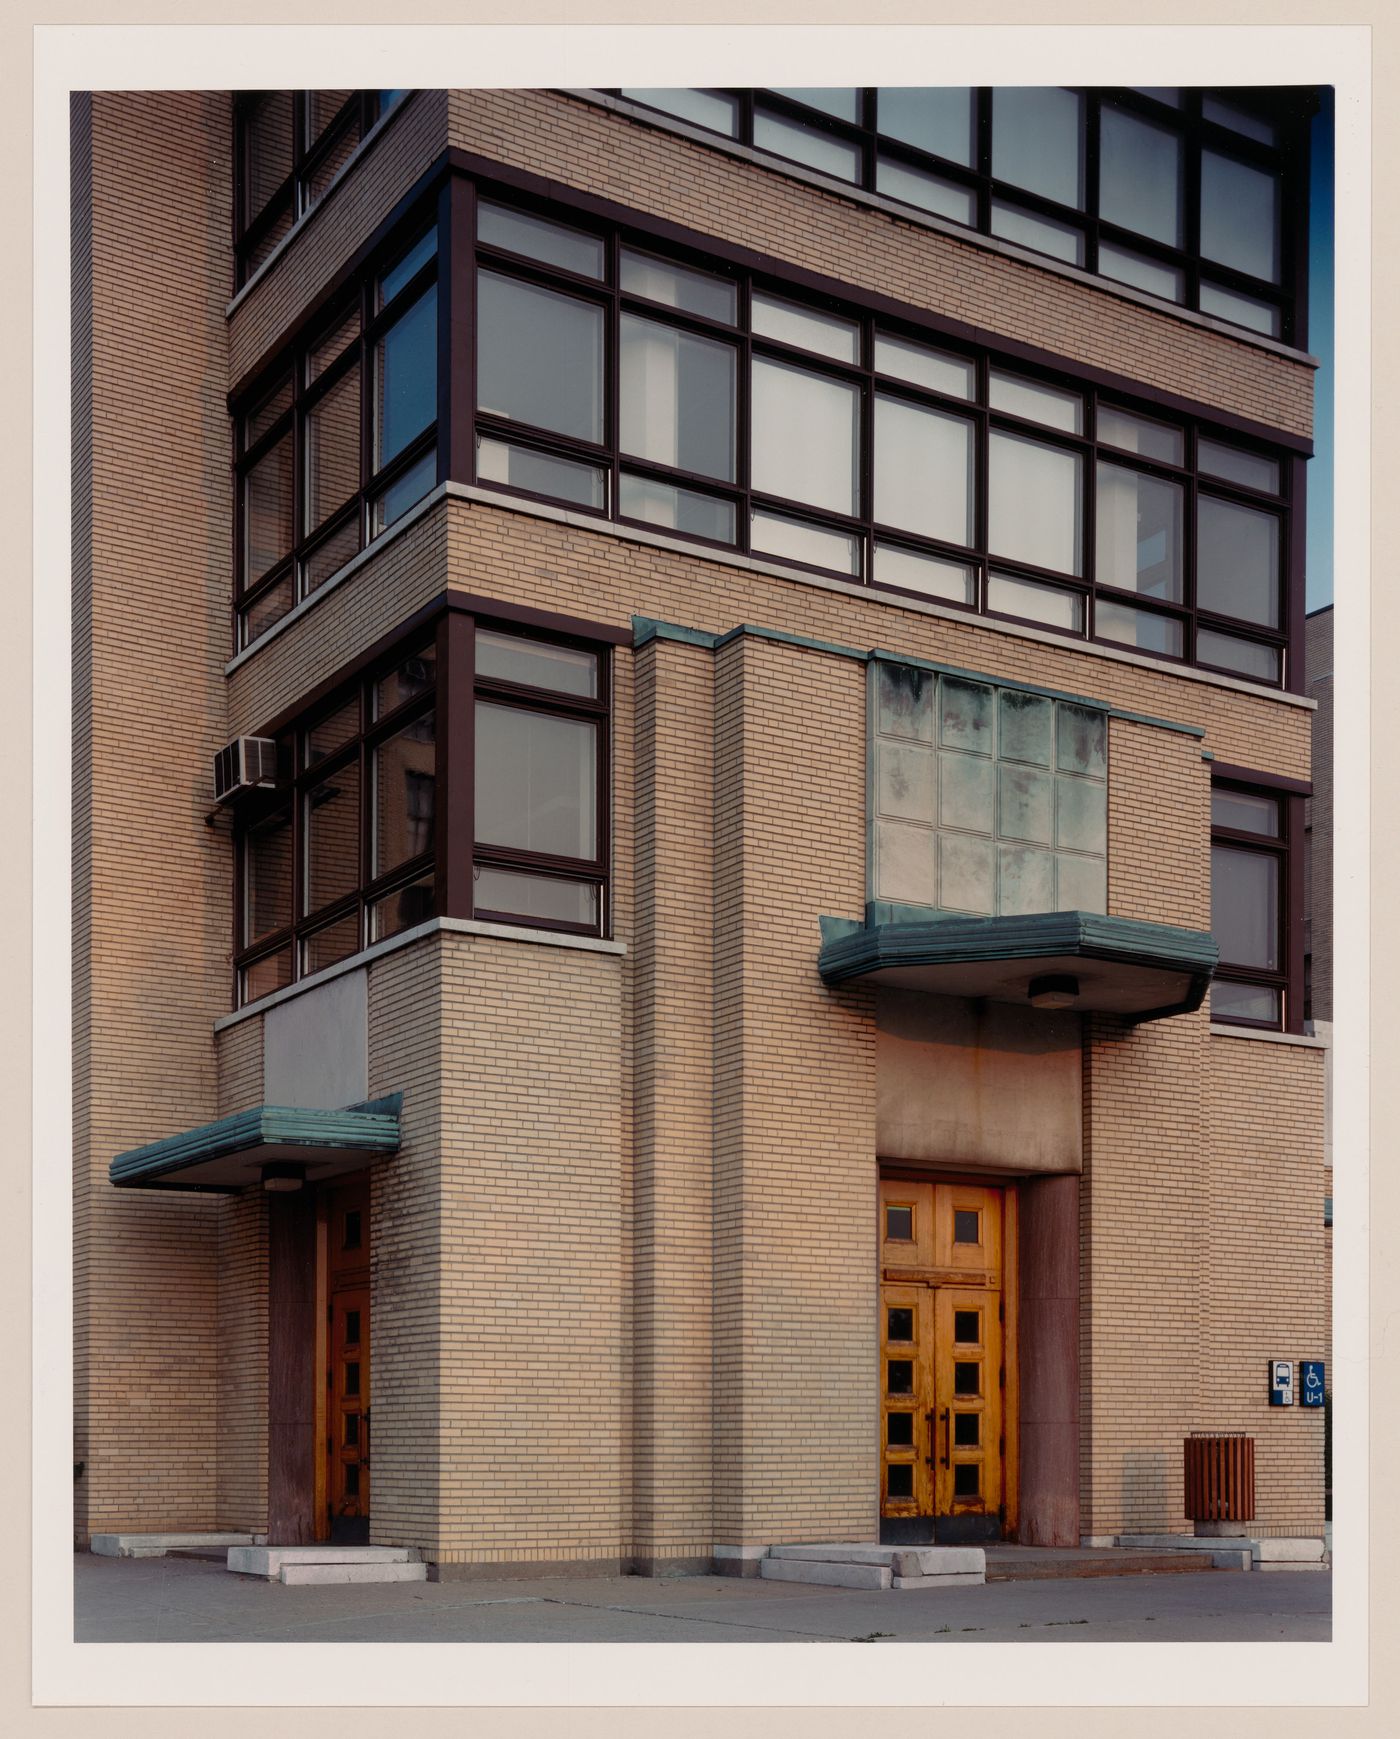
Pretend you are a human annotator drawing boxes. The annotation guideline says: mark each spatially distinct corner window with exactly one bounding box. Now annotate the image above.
[232,613,611,1006]
[870,661,1107,919]
[1210,780,1291,1028]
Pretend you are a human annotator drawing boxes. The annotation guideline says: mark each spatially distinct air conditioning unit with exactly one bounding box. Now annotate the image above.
[214,736,279,805]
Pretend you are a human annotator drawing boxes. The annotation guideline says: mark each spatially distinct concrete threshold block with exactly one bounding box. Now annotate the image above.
[759,1558,892,1591]
[895,1547,986,1578]
[891,1572,987,1590]
[228,1545,413,1577]
[1253,1538,1325,1563]
[767,1544,985,1577]
[91,1533,259,1558]
[280,1562,426,1586]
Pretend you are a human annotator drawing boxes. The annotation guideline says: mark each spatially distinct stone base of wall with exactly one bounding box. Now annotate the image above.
[425,1556,630,1583]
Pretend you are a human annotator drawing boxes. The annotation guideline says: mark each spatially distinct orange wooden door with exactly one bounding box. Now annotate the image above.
[323,1176,371,1537]
[878,1178,1012,1536]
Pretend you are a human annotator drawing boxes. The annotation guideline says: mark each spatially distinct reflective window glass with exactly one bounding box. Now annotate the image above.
[477,439,606,510]
[1097,407,1184,466]
[620,248,737,323]
[373,711,436,877]
[1098,242,1185,304]
[1199,281,1281,338]
[620,314,736,481]
[478,201,604,279]
[305,365,361,534]
[473,865,599,928]
[1201,151,1281,284]
[620,474,736,544]
[1210,980,1281,1023]
[1198,439,1280,494]
[875,157,976,225]
[874,333,975,398]
[874,544,976,604]
[1099,106,1183,246]
[476,272,604,443]
[990,371,1083,434]
[620,88,740,136]
[992,87,1084,208]
[1211,789,1280,836]
[378,227,436,306]
[244,432,294,586]
[874,396,973,546]
[1095,599,1184,657]
[988,434,1083,576]
[476,631,597,698]
[1196,628,1280,683]
[1197,496,1280,627]
[245,807,293,944]
[475,702,597,860]
[374,284,437,468]
[770,88,860,122]
[1096,462,1183,601]
[876,87,974,164]
[751,292,860,363]
[751,509,861,575]
[1212,843,1279,970]
[751,358,860,516]
[305,758,361,913]
[753,106,862,181]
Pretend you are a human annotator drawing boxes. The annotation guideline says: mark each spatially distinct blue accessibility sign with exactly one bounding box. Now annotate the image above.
[1300,1360,1326,1407]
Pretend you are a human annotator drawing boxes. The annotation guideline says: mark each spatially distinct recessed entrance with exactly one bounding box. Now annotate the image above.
[320,1175,371,1543]
[878,1176,1017,1543]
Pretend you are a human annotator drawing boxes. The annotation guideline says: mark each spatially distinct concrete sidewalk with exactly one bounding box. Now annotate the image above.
[73,1551,1331,1645]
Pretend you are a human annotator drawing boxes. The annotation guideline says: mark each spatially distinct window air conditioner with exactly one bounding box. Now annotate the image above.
[214,736,279,804]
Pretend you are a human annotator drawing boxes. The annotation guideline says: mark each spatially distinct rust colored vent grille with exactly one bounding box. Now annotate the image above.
[1184,1433,1256,1523]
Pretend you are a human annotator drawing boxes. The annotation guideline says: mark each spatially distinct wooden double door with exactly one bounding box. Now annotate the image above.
[321,1177,371,1543]
[878,1177,1017,1542]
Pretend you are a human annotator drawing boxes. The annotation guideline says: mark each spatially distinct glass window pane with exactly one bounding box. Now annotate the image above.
[954,1411,980,1446]
[1212,843,1279,970]
[306,758,361,913]
[992,87,1084,208]
[1212,789,1280,836]
[751,292,859,363]
[477,271,603,442]
[954,1311,980,1343]
[378,227,436,307]
[751,509,860,575]
[1096,462,1183,601]
[241,573,294,645]
[990,200,1085,265]
[1096,406,1184,466]
[1056,704,1107,778]
[953,1210,980,1244]
[369,871,436,942]
[619,474,736,544]
[306,365,361,534]
[940,831,996,915]
[874,333,974,398]
[476,631,597,699]
[304,911,361,976]
[876,87,974,164]
[244,807,293,945]
[1097,242,1185,304]
[999,764,1054,845]
[244,432,294,586]
[1201,151,1281,284]
[887,1412,914,1446]
[876,663,934,743]
[475,702,597,860]
[620,88,740,136]
[876,740,935,825]
[244,92,293,221]
[874,544,976,604]
[938,751,995,833]
[770,88,860,121]
[472,865,599,928]
[373,710,436,876]
[1099,107,1183,246]
[309,307,359,384]
[303,118,360,213]
[1196,628,1281,683]
[939,678,994,755]
[1094,599,1184,657]
[1198,439,1280,494]
[476,438,605,510]
[875,157,975,225]
[887,1307,915,1342]
[305,696,359,766]
[241,947,291,1004]
[1132,87,1181,107]
[375,284,437,468]
[887,1360,915,1395]
[372,447,436,533]
[246,201,293,277]
[1056,852,1107,913]
[989,434,1083,575]
[751,358,860,515]
[886,1464,915,1499]
[999,841,1055,913]
[1203,96,1276,146]
[1198,496,1280,627]
[953,1463,980,1498]
[1199,281,1282,338]
[990,372,1083,434]
[753,106,862,181]
[245,374,292,447]
[1211,979,1281,1024]
[998,690,1052,767]
[875,396,973,545]
[308,90,351,144]
[1056,775,1108,854]
[620,314,736,482]
[620,248,737,323]
[477,200,604,280]
[885,1204,914,1240]
[376,646,436,716]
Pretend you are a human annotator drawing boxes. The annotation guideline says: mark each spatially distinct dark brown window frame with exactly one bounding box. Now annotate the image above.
[1209,767,1307,1034]
[233,213,441,650]
[604,85,1314,347]
[234,90,406,287]
[232,597,616,1007]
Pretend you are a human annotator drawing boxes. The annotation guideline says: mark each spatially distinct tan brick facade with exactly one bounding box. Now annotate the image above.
[75,88,1327,1565]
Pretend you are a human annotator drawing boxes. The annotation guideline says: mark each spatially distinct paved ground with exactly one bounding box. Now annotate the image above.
[74,1553,1332,1645]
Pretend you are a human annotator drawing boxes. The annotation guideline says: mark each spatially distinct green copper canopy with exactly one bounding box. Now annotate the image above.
[818,911,1217,1023]
[109,1095,403,1193]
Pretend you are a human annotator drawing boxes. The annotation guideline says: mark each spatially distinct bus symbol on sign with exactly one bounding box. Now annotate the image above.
[1269,1360,1293,1406]
[1300,1360,1325,1407]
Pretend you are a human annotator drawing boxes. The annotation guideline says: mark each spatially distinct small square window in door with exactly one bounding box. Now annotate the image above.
[887,1464,914,1499]
[887,1412,914,1446]
[887,1308,914,1342]
[886,1205,914,1241]
[887,1360,914,1394]
[954,1310,980,1343]
[954,1463,980,1497]
[953,1209,980,1244]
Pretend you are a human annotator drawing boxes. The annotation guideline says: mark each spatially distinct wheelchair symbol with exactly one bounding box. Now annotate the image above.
[1305,1368,1322,1391]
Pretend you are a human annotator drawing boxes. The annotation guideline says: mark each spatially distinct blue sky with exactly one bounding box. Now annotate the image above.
[1306,87,1334,612]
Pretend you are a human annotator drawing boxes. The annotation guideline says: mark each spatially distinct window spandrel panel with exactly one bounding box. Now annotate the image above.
[475,702,597,861]
[476,271,604,444]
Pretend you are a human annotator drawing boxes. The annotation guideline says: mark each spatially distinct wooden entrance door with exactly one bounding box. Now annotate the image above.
[878,1177,1016,1541]
[321,1176,371,1542]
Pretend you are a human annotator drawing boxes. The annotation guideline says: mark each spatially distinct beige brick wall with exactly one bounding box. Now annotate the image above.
[73,90,236,1541]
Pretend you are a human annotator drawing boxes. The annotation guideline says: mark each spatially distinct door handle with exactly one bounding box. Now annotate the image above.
[940,1406,950,1469]
[363,1407,370,1469]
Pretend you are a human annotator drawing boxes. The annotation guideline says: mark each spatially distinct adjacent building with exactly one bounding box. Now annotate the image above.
[73,83,1329,1576]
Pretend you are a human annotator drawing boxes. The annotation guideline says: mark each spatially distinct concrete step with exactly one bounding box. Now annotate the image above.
[984,1551,1227,1582]
[760,1558,892,1591]
[768,1543,985,1579]
[1117,1534,1325,1565]
[227,1545,414,1578]
[280,1562,427,1586]
[92,1533,263,1559]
